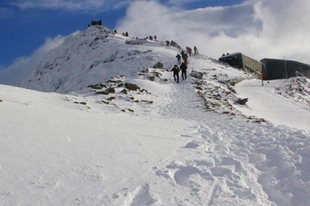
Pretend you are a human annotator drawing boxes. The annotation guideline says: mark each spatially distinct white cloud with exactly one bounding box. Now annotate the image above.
[0,35,65,86]
[10,0,132,12]
[117,0,310,64]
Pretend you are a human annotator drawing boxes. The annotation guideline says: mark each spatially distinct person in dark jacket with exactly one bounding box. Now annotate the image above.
[176,54,181,64]
[180,62,188,80]
[194,46,198,55]
[171,65,180,83]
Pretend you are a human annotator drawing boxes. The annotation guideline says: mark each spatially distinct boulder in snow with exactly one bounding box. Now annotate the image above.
[95,87,115,95]
[120,89,128,94]
[153,62,164,69]
[105,88,115,94]
[88,83,107,90]
[125,83,140,91]
[190,70,203,79]
[147,76,155,81]
[0,99,2,102]
[236,98,248,105]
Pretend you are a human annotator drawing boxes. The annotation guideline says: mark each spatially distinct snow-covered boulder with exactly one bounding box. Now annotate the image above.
[190,70,203,79]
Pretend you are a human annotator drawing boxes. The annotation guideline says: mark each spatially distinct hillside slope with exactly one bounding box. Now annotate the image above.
[1,25,310,206]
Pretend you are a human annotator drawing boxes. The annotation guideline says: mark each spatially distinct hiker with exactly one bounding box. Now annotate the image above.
[182,51,188,64]
[98,20,102,25]
[186,46,192,57]
[149,35,153,40]
[176,54,181,64]
[114,30,117,34]
[180,62,188,80]
[171,65,180,83]
[166,41,170,47]
[194,46,198,55]
[154,35,157,41]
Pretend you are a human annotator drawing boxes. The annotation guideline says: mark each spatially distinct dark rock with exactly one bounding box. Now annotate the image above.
[118,83,124,87]
[141,100,153,104]
[147,76,155,81]
[125,83,140,91]
[128,109,134,113]
[102,100,110,105]
[107,97,116,101]
[107,79,122,84]
[153,62,164,69]
[88,83,107,90]
[0,99,2,102]
[140,89,150,94]
[106,87,115,94]
[195,86,203,90]
[120,89,128,94]
[227,85,236,93]
[236,98,248,105]
[96,91,109,95]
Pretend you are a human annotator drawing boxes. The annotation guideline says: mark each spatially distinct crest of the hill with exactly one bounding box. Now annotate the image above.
[21,26,178,93]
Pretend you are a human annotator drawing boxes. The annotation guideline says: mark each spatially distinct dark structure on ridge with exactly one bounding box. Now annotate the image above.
[219,53,262,78]
[261,58,310,80]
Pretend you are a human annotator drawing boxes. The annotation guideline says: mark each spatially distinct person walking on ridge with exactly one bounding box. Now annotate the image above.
[194,46,198,55]
[180,62,188,80]
[176,54,181,64]
[171,65,180,83]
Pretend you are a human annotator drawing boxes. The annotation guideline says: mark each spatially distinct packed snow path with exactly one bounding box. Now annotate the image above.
[155,77,310,206]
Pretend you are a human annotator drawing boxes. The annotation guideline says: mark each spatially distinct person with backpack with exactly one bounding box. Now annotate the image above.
[180,62,188,80]
[171,65,180,83]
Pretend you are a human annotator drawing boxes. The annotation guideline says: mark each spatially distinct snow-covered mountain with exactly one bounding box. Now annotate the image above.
[1,25,310,206]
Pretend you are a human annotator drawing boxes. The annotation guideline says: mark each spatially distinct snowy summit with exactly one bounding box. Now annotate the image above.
[1,25,310,206]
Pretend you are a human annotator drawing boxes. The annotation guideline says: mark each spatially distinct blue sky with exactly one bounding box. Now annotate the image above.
[1,0,310,86]
[0,0,246,69]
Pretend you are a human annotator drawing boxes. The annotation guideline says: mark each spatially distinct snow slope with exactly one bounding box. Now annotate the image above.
[235,79,310,132]
[1,25,310,206]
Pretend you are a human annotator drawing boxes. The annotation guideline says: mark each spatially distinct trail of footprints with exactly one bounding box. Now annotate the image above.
[112,124,259,206]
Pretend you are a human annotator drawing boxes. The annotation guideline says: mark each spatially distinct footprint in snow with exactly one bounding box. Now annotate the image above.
[184,141,200,149]
[122,184,158,206]
[173,166,201,187]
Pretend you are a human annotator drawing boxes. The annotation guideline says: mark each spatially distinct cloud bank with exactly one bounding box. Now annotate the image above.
[117,0,310,64]
[0,36,65,86]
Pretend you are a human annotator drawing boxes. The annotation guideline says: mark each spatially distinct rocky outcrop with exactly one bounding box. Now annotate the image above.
[236,98,248,105]
[88,83,107,90]
[125,83,140,91]
[153,62,164,69]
